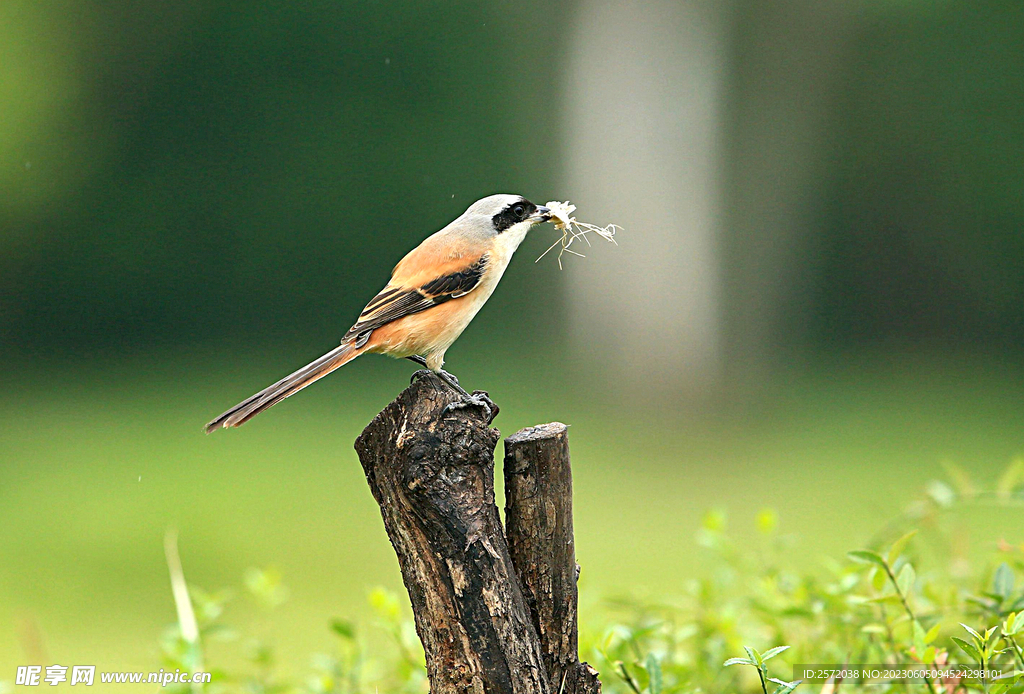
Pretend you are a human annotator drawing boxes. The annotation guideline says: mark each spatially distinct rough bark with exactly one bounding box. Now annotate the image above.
[354,373,549,694]
[503,423,601,694]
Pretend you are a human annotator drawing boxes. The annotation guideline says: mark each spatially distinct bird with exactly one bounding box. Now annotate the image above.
[205,194,552,433]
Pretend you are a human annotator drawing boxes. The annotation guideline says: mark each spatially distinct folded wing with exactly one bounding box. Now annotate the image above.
[343,254,489,347]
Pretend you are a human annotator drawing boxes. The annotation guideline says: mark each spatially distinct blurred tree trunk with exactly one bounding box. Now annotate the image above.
[560,0,728,399]
[560,0,858,397]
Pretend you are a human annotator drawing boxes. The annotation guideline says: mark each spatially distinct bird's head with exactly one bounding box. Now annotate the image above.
[460,194,552,242]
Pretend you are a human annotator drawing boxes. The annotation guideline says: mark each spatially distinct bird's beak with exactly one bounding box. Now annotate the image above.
[529,205,552,224]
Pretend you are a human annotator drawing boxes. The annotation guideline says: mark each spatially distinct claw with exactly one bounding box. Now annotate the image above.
[439,370,460,387]
[441,391,498,424]
[471,390,498,420]
[410,369,433,384]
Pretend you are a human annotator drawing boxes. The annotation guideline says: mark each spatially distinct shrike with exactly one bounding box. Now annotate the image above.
[206,194,552,432]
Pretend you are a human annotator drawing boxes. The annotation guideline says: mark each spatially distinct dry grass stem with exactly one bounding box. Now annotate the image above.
[536,200,621,269]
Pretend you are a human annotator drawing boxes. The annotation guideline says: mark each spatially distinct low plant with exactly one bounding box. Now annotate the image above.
[155,460,1024,694]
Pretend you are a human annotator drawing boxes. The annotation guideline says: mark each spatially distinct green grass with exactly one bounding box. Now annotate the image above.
[0,349,1021,691]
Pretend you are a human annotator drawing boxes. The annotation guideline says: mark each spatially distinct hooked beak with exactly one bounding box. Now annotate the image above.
[528,205,552,224]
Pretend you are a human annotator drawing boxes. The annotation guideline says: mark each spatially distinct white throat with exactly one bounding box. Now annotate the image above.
[493,221,532,261]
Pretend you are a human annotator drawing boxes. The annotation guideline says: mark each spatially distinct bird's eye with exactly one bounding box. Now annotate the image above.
[513,204,527,219]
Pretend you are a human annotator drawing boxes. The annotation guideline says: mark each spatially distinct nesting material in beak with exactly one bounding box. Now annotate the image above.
[536,200,620,270]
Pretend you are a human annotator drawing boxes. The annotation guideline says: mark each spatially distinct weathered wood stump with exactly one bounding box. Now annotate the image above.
[354,373,600,694]
[505,424,601,694]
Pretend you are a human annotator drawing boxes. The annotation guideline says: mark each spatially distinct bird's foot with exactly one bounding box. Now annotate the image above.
[442,390,499,425]
[410,369,433,384]
[411,369,460,389]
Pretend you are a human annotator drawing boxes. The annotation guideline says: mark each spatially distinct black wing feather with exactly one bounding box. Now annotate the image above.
[420,263,486,297]
[342,255,488,345]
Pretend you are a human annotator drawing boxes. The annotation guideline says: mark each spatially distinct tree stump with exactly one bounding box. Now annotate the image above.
[354,373,600,694]
[504,424,601,694]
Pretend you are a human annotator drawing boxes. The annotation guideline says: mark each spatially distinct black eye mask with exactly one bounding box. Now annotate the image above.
[492,200,537,233]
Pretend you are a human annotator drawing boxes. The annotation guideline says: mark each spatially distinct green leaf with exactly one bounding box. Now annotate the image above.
[953,636,982,661]
[887,530,918,564]
[1004,612,1022,636]
[897,563,916,596]
[745,645,764,668]
[912,621,927,652]
[925,623,941,645]
[871,566,887,591]
[724,658,754,667]
[922,646,936,663]
[960,623,984,641]
[646,653,663,694]
[769,677,801,694]
[330,618,355,640]
[995,563,1015,600]
[761,646,791,662]
[848,550,887,567]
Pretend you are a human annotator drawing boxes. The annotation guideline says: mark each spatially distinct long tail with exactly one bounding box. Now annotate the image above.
[205,343,361,433]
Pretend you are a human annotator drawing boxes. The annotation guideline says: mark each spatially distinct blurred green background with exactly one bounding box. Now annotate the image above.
[1,0,1022,686]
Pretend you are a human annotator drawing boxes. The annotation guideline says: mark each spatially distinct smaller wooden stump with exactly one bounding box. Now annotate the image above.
[504,424,601,694]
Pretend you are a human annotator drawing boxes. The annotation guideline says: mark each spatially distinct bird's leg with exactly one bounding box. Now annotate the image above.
[406,356,496,423]
[434,369,467,395]
[407,355,433,384]
[406,356,461,388]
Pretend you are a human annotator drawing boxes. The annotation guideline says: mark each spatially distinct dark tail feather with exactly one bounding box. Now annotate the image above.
[205,343,360,433]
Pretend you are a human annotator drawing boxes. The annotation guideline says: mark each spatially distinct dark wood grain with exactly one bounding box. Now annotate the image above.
[504,423,601,694]
[354,373,550,694]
